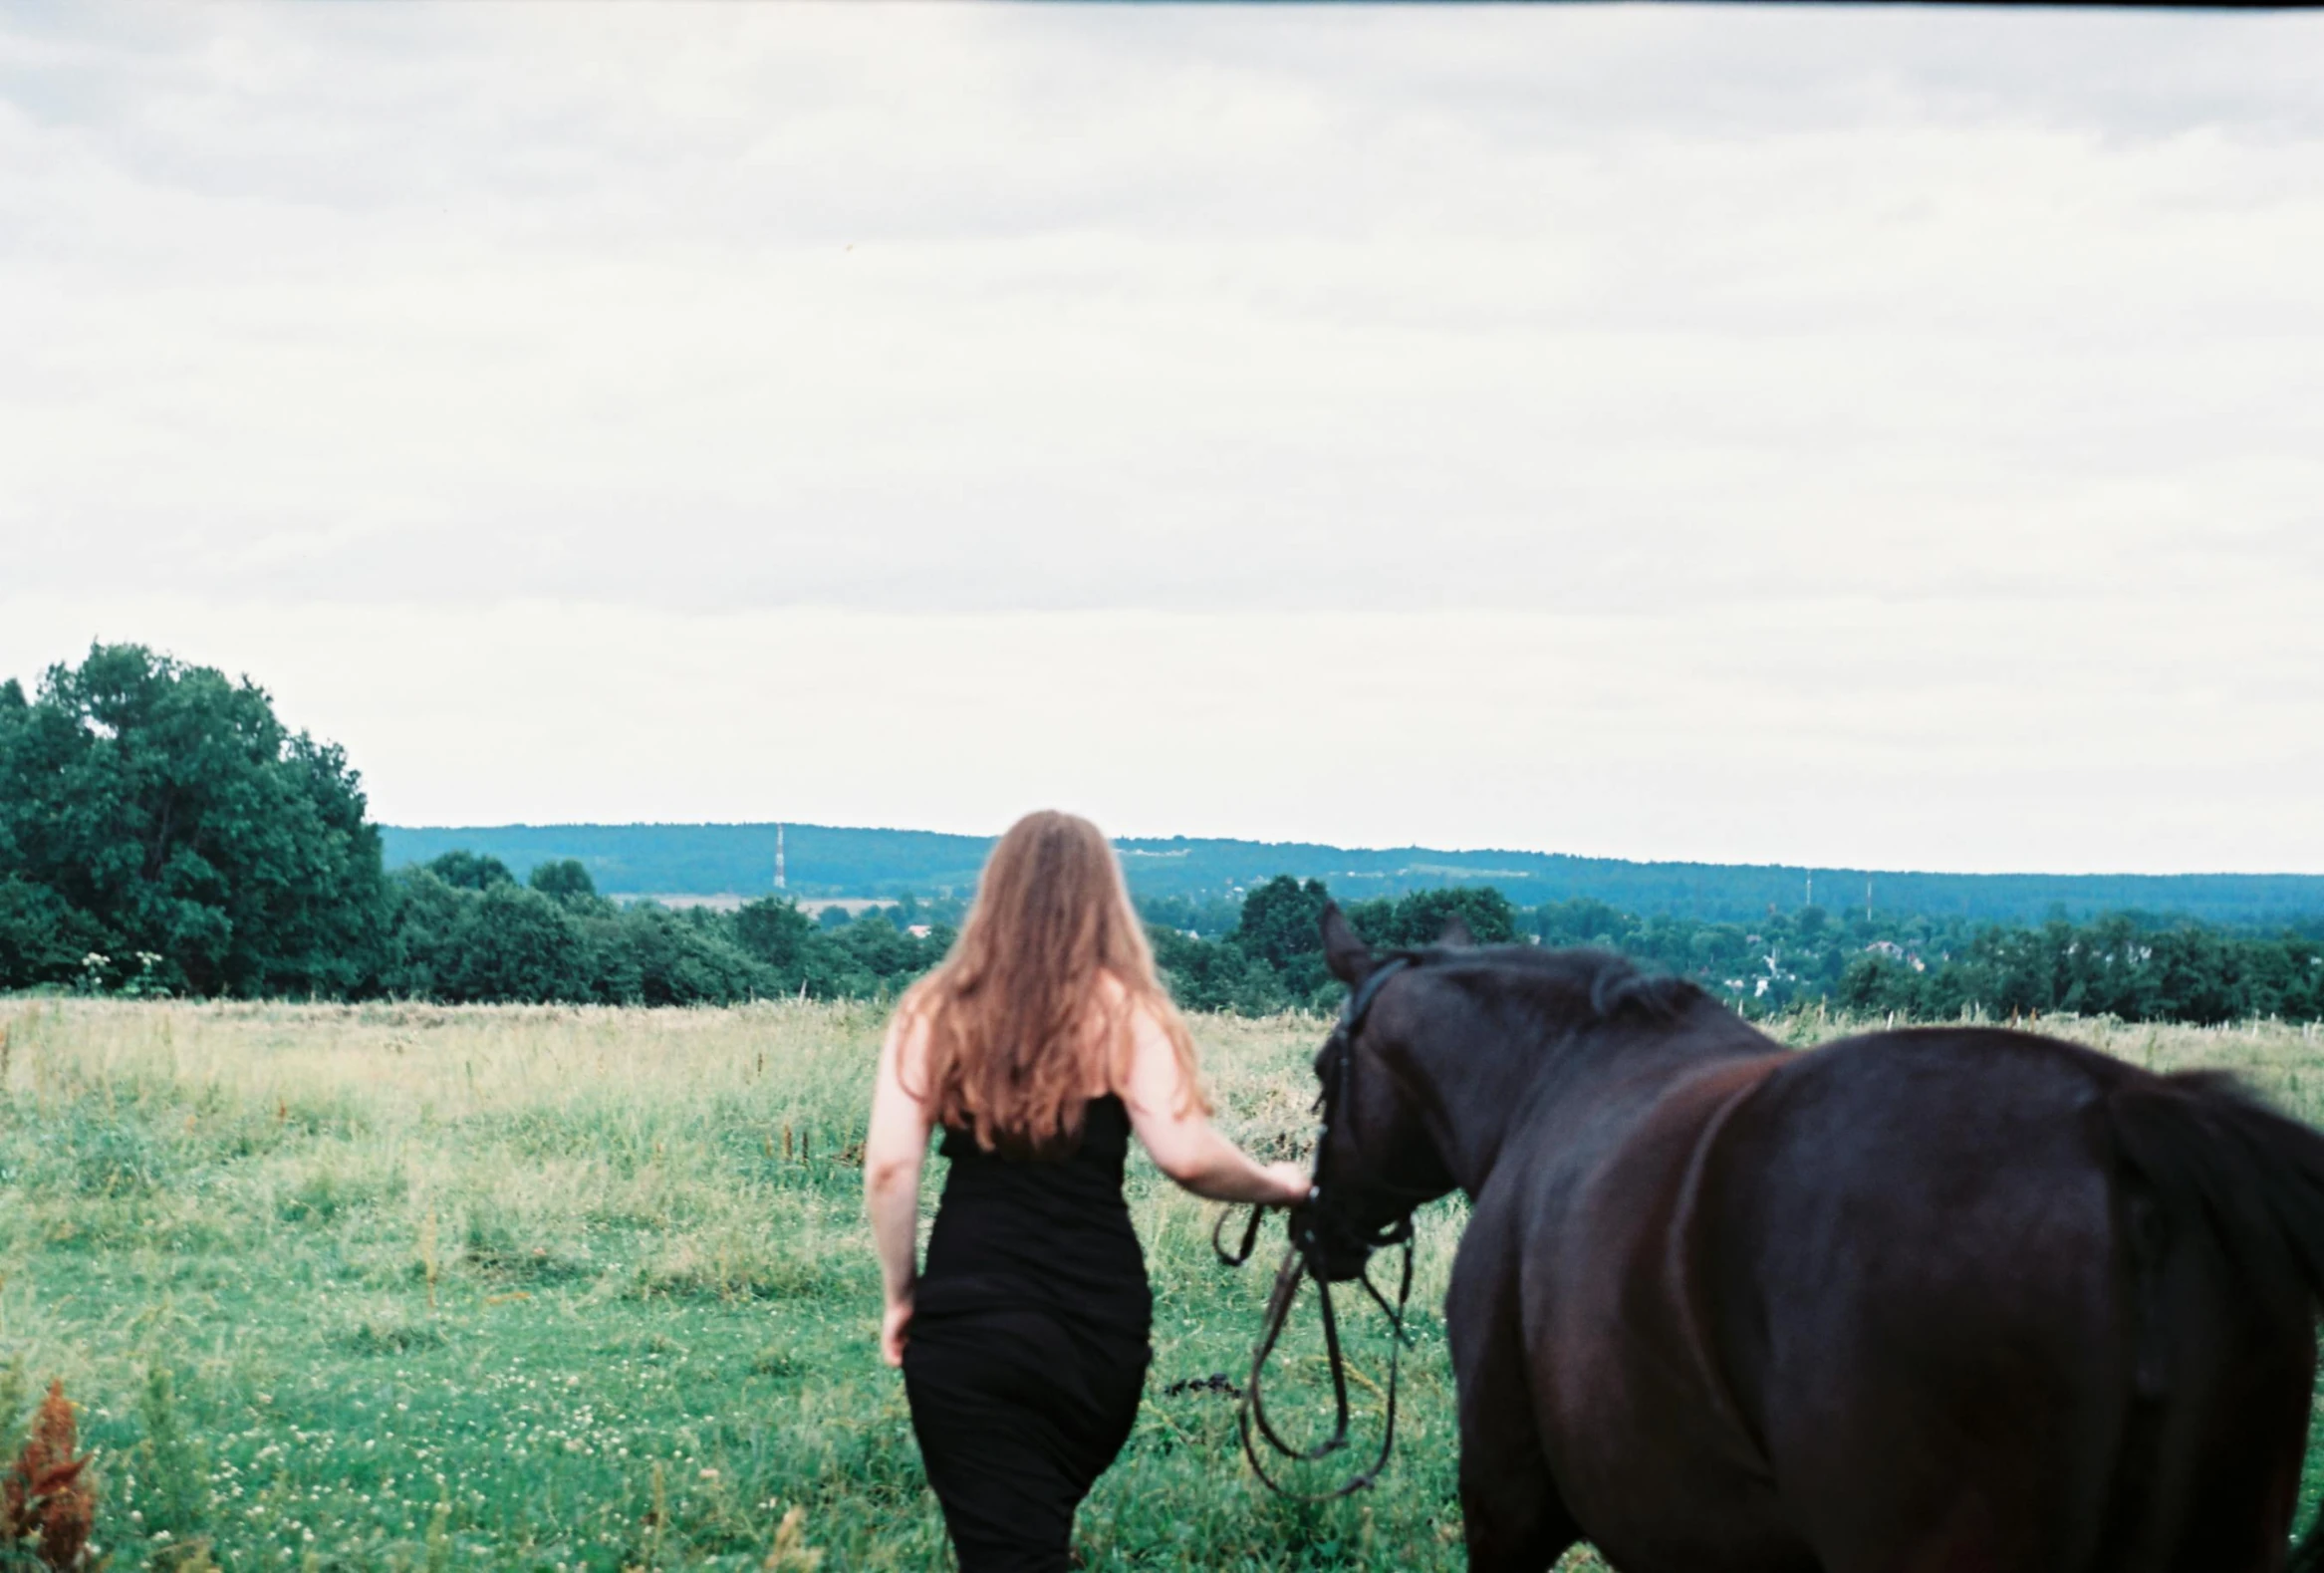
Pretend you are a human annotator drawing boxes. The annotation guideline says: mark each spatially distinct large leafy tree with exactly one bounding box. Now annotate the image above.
[734,897,815,974]
[1231,876,1335,1001]
[0,644,389,995]
[528,859,596,901]
[428,850,516,891]
[1344,884,1520,950]
[439,884,592,1004]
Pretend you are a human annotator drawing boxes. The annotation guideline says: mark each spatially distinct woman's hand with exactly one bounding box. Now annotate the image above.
[1259,1161,1312,1207]
[881,1293,914,1368]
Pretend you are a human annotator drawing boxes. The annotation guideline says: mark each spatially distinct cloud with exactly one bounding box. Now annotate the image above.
[2,4,2319,869]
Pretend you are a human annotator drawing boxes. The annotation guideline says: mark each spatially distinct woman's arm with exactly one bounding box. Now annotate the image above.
[1120,1002,1309,1206]
[864,1008,936,1367]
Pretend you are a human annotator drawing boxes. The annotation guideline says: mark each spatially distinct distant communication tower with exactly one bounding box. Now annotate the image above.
[775,824,787,892]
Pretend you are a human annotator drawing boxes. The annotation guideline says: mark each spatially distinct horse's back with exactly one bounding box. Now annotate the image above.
[1712,1031,2136,1570]
[1730,1029,2315,1573]
[1531,1026,2316,1573]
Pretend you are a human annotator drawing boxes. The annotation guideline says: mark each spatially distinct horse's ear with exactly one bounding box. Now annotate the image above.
[1437,913,1476,948]
[1321,903,1373,984]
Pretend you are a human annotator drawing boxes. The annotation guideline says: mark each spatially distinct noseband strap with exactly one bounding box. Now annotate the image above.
[1212,955,1420,1499]
[1211,954,1412,1268]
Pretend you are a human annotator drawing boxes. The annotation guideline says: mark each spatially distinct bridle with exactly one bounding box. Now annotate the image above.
[1212,954,1427,1498]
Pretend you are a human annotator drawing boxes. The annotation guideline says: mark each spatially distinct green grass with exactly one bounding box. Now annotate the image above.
[2,999,2322,1570]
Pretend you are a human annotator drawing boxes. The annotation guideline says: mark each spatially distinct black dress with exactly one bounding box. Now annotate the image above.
[903,1095,1153,1573]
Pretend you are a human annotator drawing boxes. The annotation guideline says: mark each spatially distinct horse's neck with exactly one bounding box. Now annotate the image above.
[1405,996,1762,1197]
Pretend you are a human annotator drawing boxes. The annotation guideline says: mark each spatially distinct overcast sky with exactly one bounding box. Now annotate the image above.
[3,3,2321,872]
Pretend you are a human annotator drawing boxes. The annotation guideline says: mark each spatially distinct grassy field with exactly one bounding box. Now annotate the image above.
[3,1000,2323,1571]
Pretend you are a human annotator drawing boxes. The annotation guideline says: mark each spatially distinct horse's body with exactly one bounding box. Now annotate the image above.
[1310,911,2324,1573]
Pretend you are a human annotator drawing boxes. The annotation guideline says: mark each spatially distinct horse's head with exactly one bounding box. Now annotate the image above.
[1294,904,1461,1282]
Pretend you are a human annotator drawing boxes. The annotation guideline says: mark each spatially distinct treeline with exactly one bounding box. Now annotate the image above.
[381,821,2324,925]
[1147,877,2324,1026]
[1833,917,2324,1025]
[7,646,2322,1025]
[1518,893,2324,1024]
[385,854,949,1004]
[0,646,943,1005]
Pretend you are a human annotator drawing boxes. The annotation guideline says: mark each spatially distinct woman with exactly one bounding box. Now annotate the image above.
[865,811,1308,1572]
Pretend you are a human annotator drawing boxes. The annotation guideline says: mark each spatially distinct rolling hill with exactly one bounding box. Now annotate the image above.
[378,822,2324,928]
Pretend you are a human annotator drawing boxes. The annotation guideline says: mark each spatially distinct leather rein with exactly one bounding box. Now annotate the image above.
[1211,955,1421,1499]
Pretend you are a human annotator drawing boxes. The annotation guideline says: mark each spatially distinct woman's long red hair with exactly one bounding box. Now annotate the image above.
[901,810,1206,1158]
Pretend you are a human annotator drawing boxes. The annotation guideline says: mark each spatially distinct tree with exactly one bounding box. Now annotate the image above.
[831,913,918,980]
[435,885,592,1004]
[528,859,597,901]
[0,644,388,995]
[589,904,768,1006]
[0,877,107,990]
[734,898,815,974]
[1838,953,1924,1016]
[1148,924,1290,1015]
[1135,893,1242,938]
[1232,877,1335,1000]
[380,868,466,998]
[1346,886,1521,950]
[1531,897,1638,949]
[428,851,516,891]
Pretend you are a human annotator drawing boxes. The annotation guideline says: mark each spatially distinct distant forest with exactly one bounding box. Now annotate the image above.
[6,646,2322,1025]
[380,822,2324,929]
[1146,879,2324,1027]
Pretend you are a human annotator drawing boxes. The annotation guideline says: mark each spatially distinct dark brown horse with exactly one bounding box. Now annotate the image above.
[1304,906,2324,1573]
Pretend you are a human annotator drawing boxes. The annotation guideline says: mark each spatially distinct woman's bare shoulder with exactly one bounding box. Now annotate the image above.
[885,994,937,1086]
[1099,970,1181,1042]
[1089,971,1162,1096]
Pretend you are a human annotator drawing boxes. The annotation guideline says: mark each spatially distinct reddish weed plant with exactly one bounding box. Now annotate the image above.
[2,1380,96,1570]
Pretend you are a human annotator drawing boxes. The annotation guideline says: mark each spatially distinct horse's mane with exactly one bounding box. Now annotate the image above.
[1395,943,1705,1028]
